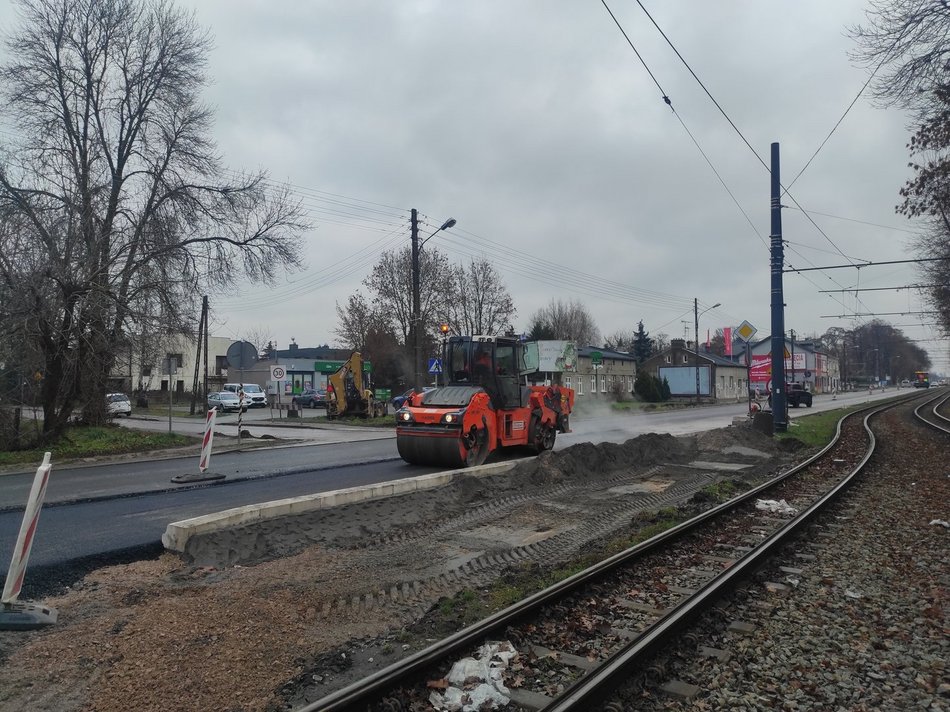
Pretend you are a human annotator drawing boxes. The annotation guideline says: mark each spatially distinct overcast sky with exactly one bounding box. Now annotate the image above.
[6,1,948,371]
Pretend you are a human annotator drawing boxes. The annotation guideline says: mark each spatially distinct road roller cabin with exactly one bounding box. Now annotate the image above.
[395,335,574,467]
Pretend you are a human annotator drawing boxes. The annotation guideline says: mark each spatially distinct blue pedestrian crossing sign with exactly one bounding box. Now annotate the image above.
[428,358,442,374]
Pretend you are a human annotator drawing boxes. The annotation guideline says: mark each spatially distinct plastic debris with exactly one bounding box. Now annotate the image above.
[845,589,862,599]
[929,519,949,528]
[755,499,798,515]
[428,641,518,711]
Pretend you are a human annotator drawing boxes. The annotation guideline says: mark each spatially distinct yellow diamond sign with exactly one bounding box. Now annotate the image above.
[735,320,757,342]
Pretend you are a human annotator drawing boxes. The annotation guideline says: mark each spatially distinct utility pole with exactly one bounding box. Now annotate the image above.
[769,142,788,431]
[202,296,209,401]
[410,210,457,391]
[694,298,700,406]
[189,296,207,415]
[790,328,795,384]
[411,208,421,390]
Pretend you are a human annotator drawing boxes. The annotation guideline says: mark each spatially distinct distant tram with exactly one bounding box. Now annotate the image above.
[914,371,930,388]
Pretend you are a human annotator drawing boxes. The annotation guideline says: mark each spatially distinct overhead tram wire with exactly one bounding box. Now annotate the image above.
[783,59,885,193]
[631,0,862,268]
[598,2,778,257]
[783,208,920,235]
[602,2,866,320]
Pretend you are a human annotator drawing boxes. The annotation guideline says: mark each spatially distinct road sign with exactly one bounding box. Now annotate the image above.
[270,365,286,381]
[735,320,757,342]
[428,358,442,374]
[590,350,603,366]
[226,341,258,370]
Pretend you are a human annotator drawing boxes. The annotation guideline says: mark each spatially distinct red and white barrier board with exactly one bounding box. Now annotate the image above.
[2,452,52,605]
[199,407,218,473]
[1,452,57,629]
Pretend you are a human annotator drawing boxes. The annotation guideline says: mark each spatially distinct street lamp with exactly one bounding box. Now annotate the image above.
[694,299,721,404]
[411,210,457,389]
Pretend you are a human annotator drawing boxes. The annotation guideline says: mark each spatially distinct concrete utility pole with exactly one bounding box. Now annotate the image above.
[769,142,788,431]
[411,209,420,390]
[694,298,699,405]
[790,328,796,384]
[410,210,457,390]
[694,299,720,405]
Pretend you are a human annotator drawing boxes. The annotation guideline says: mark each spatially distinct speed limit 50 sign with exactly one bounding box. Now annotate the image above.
[270,365,286,381]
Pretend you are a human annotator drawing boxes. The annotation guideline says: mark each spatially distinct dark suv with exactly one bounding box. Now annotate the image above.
[784,382,813,408]
[768,383,813,408]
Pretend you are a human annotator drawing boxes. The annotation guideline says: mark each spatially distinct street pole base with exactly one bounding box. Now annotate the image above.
[170,472,226,484]
[0,602,58,630]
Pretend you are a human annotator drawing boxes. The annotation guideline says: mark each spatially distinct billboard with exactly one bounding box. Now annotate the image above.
[536,341,577,372]
[750,353,806,383]
[659,366,710,396]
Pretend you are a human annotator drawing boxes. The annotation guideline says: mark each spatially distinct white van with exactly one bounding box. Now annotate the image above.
[223,382,267,408]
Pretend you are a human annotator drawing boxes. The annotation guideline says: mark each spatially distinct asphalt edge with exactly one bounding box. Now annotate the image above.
[161,460,519,555]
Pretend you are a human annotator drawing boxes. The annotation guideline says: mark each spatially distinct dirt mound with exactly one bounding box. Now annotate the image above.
[517,433,695,486]
[695,421,786,454]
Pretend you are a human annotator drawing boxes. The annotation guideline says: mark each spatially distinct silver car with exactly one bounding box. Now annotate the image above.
[207,391,245,413]
[106,393,132,417]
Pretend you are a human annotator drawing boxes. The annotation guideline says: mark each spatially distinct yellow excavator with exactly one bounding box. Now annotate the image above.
[325,351,388,419]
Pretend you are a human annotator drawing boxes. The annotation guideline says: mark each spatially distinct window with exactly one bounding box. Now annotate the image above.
[590,375,596,393]
[577,375,584,395]
[141,366,152,377]
[600,375,606,393]
[682,355,688,364]
[565,376,572,390]
[729,376,734,388]
[665,355,671,363]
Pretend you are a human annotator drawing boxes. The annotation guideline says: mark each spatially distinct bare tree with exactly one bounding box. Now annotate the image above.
[850,1,950,115]
[528,298,599,347]
[0,0,308,436]
[851,1,950,335]
[444,258,516,336]
[242,327,275,359]
[363,245,455,346]
[333,293,382,353]
[603,330,634,351]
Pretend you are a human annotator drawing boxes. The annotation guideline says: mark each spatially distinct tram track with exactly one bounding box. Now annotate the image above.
[305,392,940,711]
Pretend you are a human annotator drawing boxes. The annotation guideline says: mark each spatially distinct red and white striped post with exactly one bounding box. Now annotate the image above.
[171,408,225,483]
[199,407,218,472]
[1,452,58,629]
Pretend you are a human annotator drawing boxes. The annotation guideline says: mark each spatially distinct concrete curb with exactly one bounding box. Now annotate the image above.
[161,460,519,554]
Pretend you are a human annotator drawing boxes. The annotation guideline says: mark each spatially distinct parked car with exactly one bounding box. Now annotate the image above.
[391,387,435,409]
[208,391,245,413]
[768,382,813,408]
[106,392,132,417]
[292,388,327,409]
[222,382,267,408]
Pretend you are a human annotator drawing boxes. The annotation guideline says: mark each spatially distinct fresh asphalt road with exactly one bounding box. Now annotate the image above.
[0,388,911,581]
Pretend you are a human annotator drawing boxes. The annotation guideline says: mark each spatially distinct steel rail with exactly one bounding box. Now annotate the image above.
[546,396,918,710]
[913,388,950,434]
[303,396,910,712]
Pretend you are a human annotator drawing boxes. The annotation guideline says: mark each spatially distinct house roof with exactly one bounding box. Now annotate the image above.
[578,346,637,362]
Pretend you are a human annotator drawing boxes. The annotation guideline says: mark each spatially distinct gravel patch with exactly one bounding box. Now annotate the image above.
[635,408,949,711]
[0,424,800,712]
